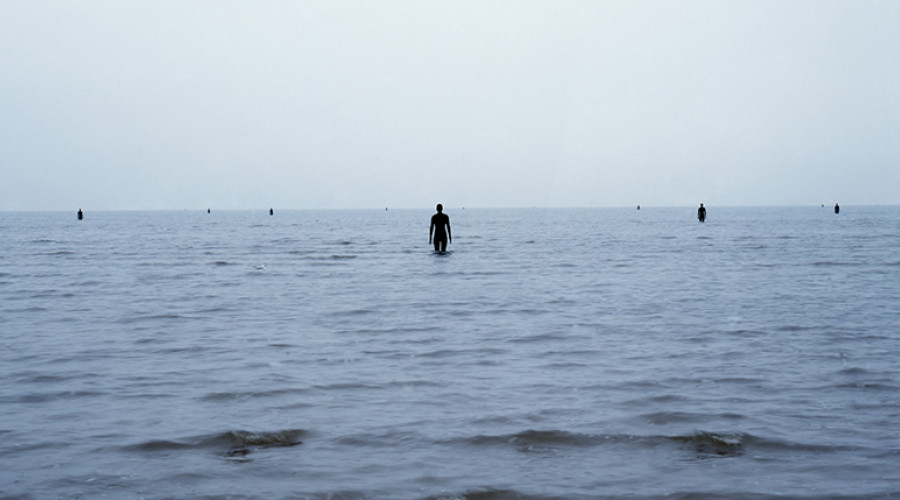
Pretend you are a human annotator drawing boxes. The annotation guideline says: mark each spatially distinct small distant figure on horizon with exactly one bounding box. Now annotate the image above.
[834,203,840,214]
[269,208,274,216]
[698,203,706,223]
[208,208,211,214]
[77,209,83,220]
[429,203,452,253]
[637,205,641,210]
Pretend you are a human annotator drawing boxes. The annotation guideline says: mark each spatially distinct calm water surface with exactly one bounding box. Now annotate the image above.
[1,207,898,499]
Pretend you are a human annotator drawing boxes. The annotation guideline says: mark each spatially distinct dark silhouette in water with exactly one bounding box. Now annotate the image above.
[698,203,706,223]
[637,205,641,210]
[77,209,83,220]
[208,208,211,214]
[269,208,274,216]
[834,203,840,214]
[429,204,452,253]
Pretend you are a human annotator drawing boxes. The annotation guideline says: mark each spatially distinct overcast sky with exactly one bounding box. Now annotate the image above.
[1,1,898,210]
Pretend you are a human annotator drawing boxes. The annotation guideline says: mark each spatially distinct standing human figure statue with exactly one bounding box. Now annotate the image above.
[834,203,840,214]
[429,204,452,253]
[698,203,706,223]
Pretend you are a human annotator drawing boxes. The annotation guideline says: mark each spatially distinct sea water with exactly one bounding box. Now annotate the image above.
[1,207,898,499]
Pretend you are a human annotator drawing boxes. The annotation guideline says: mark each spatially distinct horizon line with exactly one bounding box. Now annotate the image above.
[2,203,894,213]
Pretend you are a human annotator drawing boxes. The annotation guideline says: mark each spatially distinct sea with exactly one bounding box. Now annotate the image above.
[1,206,898,499]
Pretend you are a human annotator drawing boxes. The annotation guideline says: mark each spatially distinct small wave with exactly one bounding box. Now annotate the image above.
[3,390,107,404]
[312,382,383,391]
[191,306,230,314]
[125,429,305,457]
[776,325,815,332]
[714,377,766,385]
[17,373,68,384]
[330,254,357,259]
[833,381,897,391]
[811,261,864,267]
[455,430,607,449]
[8,305,50,313]
[269,237,302,244]
[460,270,506,277]
[670,431,746,457]
[354,326,442,335]
[331,308,375,316]
[385,380,443,389]
[725,329,767,337]
[200,388,310,401]
[625,394,689,405]
[420,347,508,359]
[445,429,849,458]
[222,429,304,447]
[642,411,745,425]
[211,260,237,266]
[541,361,589,369]
[837,367,871,375]
[72,279,103,287]
[118,313,191,324]
[119,392,173,400]
[424,488,554,500]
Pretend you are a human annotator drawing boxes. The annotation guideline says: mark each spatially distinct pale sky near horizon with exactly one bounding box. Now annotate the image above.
[1,1,898,211]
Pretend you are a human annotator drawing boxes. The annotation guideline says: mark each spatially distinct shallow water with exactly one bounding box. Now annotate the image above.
[1,207,898,499]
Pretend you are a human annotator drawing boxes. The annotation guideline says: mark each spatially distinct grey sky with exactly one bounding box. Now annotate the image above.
[1,0,898,210]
